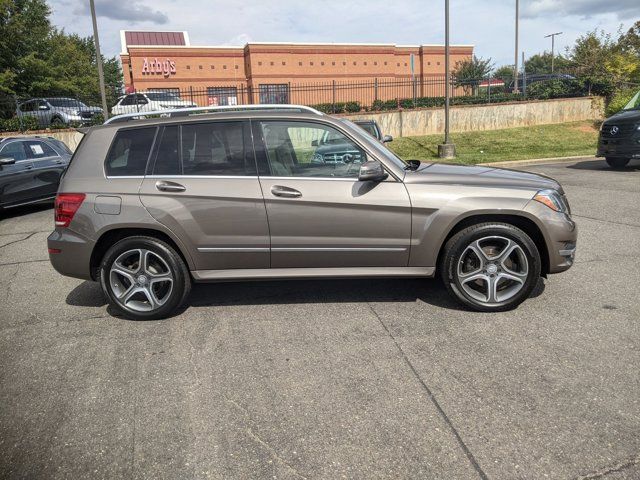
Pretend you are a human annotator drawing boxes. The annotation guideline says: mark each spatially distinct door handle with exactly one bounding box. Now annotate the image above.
[24,164,33,170]
[155,180,186,192]
[271,185,302,198]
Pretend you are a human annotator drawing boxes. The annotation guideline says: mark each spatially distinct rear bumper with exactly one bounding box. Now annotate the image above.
[48,229,94,281]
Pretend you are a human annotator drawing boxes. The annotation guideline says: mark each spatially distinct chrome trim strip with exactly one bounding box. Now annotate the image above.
[197,247,269,253]
[148,175,259,179]
[272,247,407,252]
[559,248,576,256]
[192,266,435,281]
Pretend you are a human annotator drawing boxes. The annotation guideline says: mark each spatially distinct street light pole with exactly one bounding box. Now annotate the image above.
[90,0,109,120]
[513,0,519,93]
[544,32,563,73]
[438,0,456,158]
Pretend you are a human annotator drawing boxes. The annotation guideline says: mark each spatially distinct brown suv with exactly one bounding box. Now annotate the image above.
[48,105,577,320]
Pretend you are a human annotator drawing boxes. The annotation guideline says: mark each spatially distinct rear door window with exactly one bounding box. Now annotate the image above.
[152,126,180,175]
[181,122,255,176]
[24,140,59,159]
[105,127,156,176]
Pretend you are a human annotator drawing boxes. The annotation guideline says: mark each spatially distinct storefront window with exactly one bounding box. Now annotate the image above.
[259,84,289,104]
[207,87,238,106]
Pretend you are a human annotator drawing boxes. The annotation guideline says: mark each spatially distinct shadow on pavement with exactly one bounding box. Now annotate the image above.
[66,280,107,307]
[567,159,640,171]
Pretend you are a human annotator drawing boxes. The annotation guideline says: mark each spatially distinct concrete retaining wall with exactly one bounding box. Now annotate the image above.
[1,97,605,151]
[345,96,605,138]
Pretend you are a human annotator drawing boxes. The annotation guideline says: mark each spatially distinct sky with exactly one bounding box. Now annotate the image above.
[49,0,638,68]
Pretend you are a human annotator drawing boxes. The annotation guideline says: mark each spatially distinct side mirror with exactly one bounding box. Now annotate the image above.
[311,140,319,147]
[358,160,388,182]
[382,135,393,143]
[0,157,16,165]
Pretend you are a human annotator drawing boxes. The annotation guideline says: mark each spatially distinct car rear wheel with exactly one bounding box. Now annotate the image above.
[99,236,191,320]
[605,157,630,169]
[440,223,541,312]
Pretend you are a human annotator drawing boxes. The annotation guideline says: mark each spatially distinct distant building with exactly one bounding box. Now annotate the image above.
[120,30,473,105]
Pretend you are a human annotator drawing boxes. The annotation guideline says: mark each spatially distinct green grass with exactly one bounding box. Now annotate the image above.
[387,121,599,164]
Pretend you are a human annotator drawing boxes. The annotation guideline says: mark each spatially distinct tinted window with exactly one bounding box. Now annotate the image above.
[19,101,34,113]
[47,98,87,108]
[25,141,58,159]
[105,127,156,176]
[49,139,73,155]
[181,122,254,176]
[260,121,366,178]
[120,95,135,106]
[152,126,180,175]
[0,142,28,162]
[357,123,379,139]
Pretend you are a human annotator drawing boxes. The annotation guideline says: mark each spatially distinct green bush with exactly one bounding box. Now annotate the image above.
[0,115,40,132]
[605,88,638,116]
[309,101,362,114]
[525,79,585,100]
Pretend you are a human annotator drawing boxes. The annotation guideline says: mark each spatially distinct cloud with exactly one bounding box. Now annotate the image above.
[522,0,639,20]
[73,0,168,24]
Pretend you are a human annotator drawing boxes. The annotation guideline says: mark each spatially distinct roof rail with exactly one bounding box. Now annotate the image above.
[103,104,324,125]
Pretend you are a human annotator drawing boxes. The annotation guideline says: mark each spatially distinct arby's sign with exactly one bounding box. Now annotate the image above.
[141,58,176,77]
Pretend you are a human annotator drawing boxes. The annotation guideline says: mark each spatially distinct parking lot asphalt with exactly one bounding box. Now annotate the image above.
[0,158,639,480]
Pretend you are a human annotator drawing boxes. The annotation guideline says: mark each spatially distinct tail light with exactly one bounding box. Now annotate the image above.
[54,193,85,227]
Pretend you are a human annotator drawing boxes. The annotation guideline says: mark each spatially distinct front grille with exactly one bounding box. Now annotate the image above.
[600,124,637,138]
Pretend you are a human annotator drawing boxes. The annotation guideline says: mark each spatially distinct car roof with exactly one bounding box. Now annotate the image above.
[93,110,340,131]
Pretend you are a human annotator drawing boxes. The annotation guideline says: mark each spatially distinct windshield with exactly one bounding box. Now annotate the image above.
[146,92,181,101]
[46,98,87,108]
[622,89,640,111]
[338,118,407,170]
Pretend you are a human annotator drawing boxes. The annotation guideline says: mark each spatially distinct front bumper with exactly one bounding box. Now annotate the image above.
[48,229,95,281]
[596,134,640,159]
[524,201,578,274]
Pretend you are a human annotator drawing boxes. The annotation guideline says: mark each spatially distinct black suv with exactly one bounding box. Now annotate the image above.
[597,89,640,168]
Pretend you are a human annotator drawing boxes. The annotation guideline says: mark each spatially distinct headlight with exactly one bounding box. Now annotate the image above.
[533,189,568,213]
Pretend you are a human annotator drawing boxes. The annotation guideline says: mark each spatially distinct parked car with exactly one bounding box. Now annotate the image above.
[0,136,72,209]
[310,120,392,166]
[17,98,103,128]
[111,92,197,116]
[48,105,577,320]
[354,120,393,143]
[596,89,640,168]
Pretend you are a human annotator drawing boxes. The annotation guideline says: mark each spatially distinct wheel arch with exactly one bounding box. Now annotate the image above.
[89,227,194,280]
[436,213,551,275]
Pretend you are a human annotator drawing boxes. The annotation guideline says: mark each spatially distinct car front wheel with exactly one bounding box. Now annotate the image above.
[99,236,191,320]
[605,157,630,169]
[440,223,541,312]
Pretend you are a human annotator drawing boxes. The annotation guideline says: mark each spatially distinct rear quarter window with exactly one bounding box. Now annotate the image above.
[105,127,156,177]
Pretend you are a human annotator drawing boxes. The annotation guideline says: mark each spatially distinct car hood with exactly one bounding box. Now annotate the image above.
[404,162,562,193]
[603,109,640,124]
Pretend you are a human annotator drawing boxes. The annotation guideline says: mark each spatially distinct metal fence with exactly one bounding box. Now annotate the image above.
[0,73,599,132]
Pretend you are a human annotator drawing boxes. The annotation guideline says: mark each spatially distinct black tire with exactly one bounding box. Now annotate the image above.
[605,157,630,169]
[50,116,65,128]
[99,236,191,320]
[439,222,542,312]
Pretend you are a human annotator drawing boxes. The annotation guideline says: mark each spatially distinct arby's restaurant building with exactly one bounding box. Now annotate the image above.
[120,30,474,106]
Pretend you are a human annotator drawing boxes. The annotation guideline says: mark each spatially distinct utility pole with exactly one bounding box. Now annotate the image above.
[544,32,563,73]
[513,0,519,93]
[90,0,109,120]
[438,0,455,158]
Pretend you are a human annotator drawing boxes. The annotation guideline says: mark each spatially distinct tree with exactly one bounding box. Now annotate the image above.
[0,0,122,107]
[524,52,572,74]
[452,55,494,95]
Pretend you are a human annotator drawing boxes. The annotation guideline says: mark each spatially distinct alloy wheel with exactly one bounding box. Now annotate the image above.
[109,248,174,312]
[456,235,529,305]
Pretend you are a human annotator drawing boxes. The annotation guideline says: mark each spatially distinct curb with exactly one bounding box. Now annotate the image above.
[483,155,597,168]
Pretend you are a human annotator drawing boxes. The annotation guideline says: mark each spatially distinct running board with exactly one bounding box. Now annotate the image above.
[192,266,435,282]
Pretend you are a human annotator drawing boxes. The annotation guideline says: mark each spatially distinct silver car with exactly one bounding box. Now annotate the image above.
[17,98,103,128]
[48,105,577,320]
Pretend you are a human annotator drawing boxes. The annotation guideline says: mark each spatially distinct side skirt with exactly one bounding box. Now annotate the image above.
[192,266,435,282]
